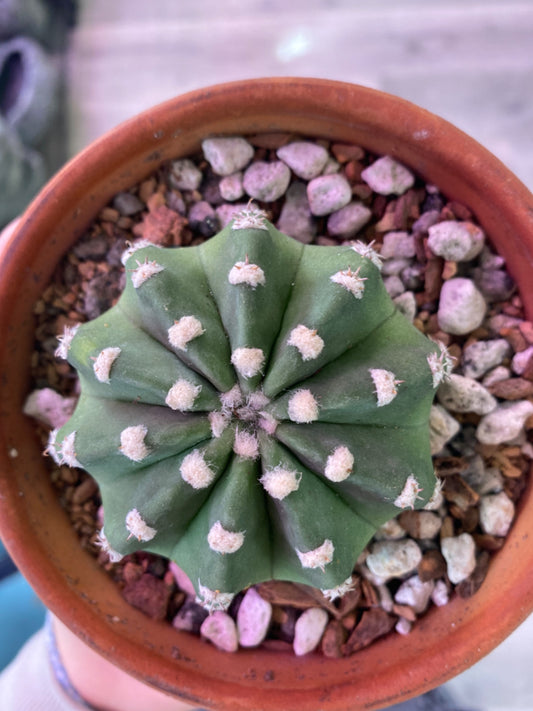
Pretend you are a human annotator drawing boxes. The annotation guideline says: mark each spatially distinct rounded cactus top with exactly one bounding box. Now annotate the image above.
[51,206,448,609]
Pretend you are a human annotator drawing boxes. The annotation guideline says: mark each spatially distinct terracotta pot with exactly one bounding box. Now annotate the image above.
[1,78,532,711]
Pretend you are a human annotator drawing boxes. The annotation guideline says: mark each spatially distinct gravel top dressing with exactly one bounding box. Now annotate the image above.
[26,133,533,658]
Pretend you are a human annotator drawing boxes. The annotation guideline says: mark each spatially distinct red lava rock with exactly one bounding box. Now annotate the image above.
[342,609,396,655]
[488,377,533,400]
[331,143,365,163]
[418,550,447,582]
[121,573,172,620]
[456,551,490,598]
[321,619,346,658]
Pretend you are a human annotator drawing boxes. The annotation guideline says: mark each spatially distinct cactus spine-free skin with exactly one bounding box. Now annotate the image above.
[51,205,449,610]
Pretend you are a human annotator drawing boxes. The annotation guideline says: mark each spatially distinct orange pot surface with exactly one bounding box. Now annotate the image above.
[1,78,533,711]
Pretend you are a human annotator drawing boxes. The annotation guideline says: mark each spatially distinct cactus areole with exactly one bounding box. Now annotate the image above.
[51,205,448,611]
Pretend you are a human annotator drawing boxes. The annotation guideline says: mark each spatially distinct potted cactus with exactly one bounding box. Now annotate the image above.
[1,78,533,711]
[49,205,447,609]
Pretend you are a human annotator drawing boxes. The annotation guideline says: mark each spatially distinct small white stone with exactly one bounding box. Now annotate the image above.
[167,316,205,351]
[296,539,334,571]
[394,575,434,614]
[380,231,416,260]
[330,267,367,299]
[276,182,316,244]
[430,404,461,454]
[59,431,82,468]
[219,171,244,201]
[23,388,76,429]
[479,492,515,536]
[360,156,415,196]
[237,587,272,647]
[462,338,510,380]
[369,368,402,407]
[374,518,405,541]
[125,508,157,542]
[482,365,512,387]
[393,291,417,322]
[228,260,266,288]
[165,379,201,411]
[207,520,245,555]
[170,158,203,190]
[384,275,404,298]
[431,579,449,607]
[511,345,533,376]
[438,278,487,335]
[366,540,422,581]
[287,324,324,361]
[233,429,259,460]
[216,202,249,227]
[476,400,533,445]
[395,617,412,636]
[441,533,476,584]
[180,450,216,489]
[437,374,497,415]
[307,173,352,216]
[202,136,254,176]
[196,583,235,613]
[288,389,319,423]
[200,611,239,652]
[324,446,354,482]
[293,608,329,656]
[260,465,302,500]
[427,220,485,262]
[277,141,329,180]
[394,474,422,509]
[54,324,80,359]
[131,259,164,288]
[231,347,265,378]
[243,160,291,203]
[327,201,372,238]
[93,347,121,383]
[119,424,149,462]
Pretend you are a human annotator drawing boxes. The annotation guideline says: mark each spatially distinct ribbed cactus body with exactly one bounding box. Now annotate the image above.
[52,207,445,607]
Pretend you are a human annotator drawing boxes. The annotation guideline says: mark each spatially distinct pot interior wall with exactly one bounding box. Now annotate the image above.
[1,78,533,711]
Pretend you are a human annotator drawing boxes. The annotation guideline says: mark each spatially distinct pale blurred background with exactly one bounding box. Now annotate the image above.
[1,1,532,709]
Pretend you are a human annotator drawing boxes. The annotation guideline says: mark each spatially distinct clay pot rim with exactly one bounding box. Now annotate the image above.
[1,77,533,711]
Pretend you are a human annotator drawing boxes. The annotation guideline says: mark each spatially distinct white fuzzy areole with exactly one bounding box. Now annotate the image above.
[196,581,235,612]
[131,259,164,288]
[258,412,279,435]
[59,431,81,468]
[394,474,423,509]
[121,239,158,266]
[288,389,319,423]
[207,520,245,554]
[324,446,354,482]
[96,528,124,563]
[260,465,302,500]
[209,411,229,438]
[180,450,216,489]
[228,260,265,288]
[165,379,201,411]
[119,424,149,462]
[369,368,402,407]
[231,347,265,378]
[125,508,157,541]
[247,390,270,411]
[232,205,269,230]
[46,428,61,465]
[321,575,356,602]
[351,240,383,270]
[330,267,367,298]
[296,539,335,572]
[55,324,80,359]
[233,429,259,460]
[168,316,205,351]
[220,384,243,410]
[287,324,324,361]
[93,347,121,383]
[427,341,454,388]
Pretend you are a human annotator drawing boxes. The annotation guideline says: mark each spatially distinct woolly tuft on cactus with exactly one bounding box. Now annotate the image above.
[52,206,448,609]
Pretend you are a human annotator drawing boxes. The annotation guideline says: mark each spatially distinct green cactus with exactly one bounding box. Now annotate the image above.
[51,205,450,610]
